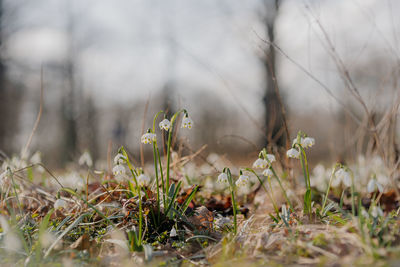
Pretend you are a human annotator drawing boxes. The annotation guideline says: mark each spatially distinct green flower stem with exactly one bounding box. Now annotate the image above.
[246,168,279,217]
[166,109,185,190]
[297,145,312,216]
[269,166,293,211]
[226,168,237,235]
[321,164,339,213]
[350,172,356,216]
[120,147,139,187]
[298,146,310,188]
[152,111,164,223]
[152,142,160,223]
[156,146,166,208]
[260,149,293,210]
[138,185,143,243]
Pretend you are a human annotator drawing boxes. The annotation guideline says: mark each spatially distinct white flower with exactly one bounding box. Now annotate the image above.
[371,206,383,218]
[301,137,315,148]
[141,132,156,144]
[265,154,276,163]
[113,164,127,181]
[286,148,300,159]
[334,168,352,187]
[361,208,369,219]
[40,232,57,249]
[4,232,22,252]
[159,119,171,131]
[262,168,273,178]
[137,174,150,187]
[54,199,67,210]
[367,178,384,193]
[292,137,299,146]
[181,115,193,129]
[253,158,268,169]
[235,174,250,187]
[113,153,126,165]
[217,172,229,184]
[30,151,42,164]
[30,151,45,173]
[78,151,93,167]
[170,227,177,237]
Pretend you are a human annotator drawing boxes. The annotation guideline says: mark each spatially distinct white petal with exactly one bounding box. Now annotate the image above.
[367,179,376,193]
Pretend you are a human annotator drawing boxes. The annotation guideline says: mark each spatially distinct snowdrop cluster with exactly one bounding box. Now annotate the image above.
[287,133,315,159]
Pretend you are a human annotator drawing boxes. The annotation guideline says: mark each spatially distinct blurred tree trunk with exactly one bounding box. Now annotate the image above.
[60,1,79,163]
[0,0,22,156]
[262,0,289,148]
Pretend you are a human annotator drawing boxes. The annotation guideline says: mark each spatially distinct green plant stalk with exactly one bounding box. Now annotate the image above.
[226,168,237,235]
[298,145,311,215]
[138,185,143,244]
[298,146,311,188]
[269,166,293,210]
[351,174,356,216]
[321,164,339,213]
[120,147,139,187]
[152,111,164,222]
[245,168,279,217]
[260,149,293,210]
[152,142,161,223]
[166,109,185,191]
[156,146,166,208]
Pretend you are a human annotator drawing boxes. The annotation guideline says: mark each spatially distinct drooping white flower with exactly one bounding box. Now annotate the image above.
[253,158,268,169]
[40,232,57,249]
[30,151,42,164]
[361,208,369,219]
[217,172,229,184]
[265,154,276,163]
[262,168,273,178]
[137,174,150,187]
[170,226,177,237]
[113,164,127,181]
[301,137,315,148]
[159,119,171,131]
[181,115,193,129]
[367,178,384,193]
[78,151,93,167]
[335,168,352,187]
[141,132,156,144]
[292,137,299,146]
[30,151,45,173]
[113,153,126,165]
[4,232,22,252]
[54,199,67,210]
[286,148,300,159]
[235,174,250,187]
[371,206,383,218]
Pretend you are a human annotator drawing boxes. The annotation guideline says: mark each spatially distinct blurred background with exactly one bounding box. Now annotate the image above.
[0,0,399,168]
